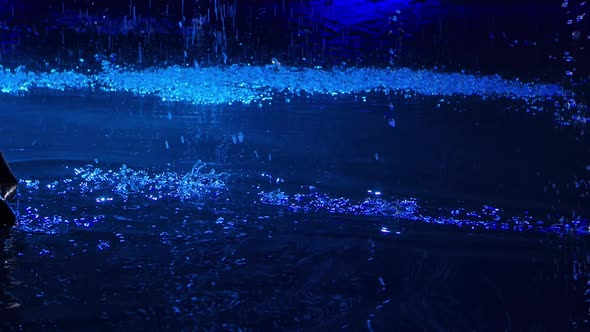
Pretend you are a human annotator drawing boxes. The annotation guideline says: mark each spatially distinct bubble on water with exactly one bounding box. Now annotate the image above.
[572,31,582,40]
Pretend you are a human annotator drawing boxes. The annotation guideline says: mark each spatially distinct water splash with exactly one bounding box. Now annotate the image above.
[0,62,565,106]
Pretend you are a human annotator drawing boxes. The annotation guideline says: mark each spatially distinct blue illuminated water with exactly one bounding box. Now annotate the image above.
[1,87,590,331]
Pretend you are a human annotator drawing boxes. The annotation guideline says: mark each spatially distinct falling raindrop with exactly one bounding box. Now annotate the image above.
[388,118,396,128]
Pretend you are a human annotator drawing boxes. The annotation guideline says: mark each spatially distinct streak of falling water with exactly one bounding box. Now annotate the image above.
[221,2,226,53]
[216,0,220,23]
[232,0,237,30]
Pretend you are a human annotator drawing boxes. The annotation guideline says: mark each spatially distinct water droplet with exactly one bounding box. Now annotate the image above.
[388,118,396,127]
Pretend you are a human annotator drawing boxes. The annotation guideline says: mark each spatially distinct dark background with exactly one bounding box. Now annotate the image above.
[0,0,587,85]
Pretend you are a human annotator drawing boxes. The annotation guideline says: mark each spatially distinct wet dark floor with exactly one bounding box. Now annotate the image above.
[1,91,590,331]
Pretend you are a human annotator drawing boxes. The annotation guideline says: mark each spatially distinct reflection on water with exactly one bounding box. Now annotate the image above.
[1,90,590,330]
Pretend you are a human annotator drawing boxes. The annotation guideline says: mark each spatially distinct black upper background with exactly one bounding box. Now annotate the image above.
[0,0,587,89]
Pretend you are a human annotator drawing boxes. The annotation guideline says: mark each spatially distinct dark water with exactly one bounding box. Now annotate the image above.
[1,91,590,331]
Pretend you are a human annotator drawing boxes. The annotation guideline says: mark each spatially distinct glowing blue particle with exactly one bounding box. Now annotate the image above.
[388,118,396,127]
[97,240,110,251]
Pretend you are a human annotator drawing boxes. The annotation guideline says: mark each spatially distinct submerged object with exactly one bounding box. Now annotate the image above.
[0,152,17,228]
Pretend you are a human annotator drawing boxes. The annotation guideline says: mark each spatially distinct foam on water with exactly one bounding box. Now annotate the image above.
[0,63,565,106]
